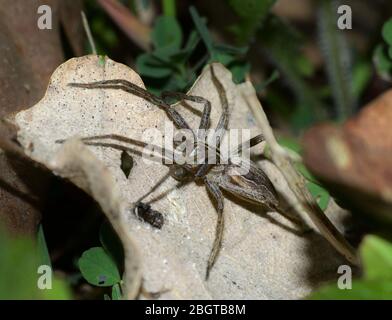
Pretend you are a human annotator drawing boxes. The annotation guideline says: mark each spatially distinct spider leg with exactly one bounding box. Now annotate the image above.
[161,91,213,167]
[57,136,190,221]
[194,66,230,178]
[161,91,211,131]
[56,134,193,172]
[135,171,172,204]
[68,80,191,131]
[204,177,225,280]
[232,133,265,155]
[210,65,229,145]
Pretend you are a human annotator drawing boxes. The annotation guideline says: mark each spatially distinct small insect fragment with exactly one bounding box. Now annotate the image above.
[134,202,164,229]
[120,151,133,178]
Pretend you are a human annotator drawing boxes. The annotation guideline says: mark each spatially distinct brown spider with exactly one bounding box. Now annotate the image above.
[58,65,305,279]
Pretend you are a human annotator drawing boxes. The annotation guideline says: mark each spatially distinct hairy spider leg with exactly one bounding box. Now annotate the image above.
[68,80,192,131]
[69,79,214,166]
[161,91,212,167]
[56,134,194,204]
[195,65,230,178]
[204,178,224,280]
[202,133,267,277]
[161,91,211,131]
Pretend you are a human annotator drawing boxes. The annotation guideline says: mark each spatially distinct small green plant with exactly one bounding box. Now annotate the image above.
[78,221,124,300]
[309,235,392,299]
[227,0,276,43]
[189,6,249,84]
[258,15,327,129]
[136,15,200,94]
[136,7,249,94]
[374,18,392,81]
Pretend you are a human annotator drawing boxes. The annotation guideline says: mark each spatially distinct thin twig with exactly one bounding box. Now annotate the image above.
[240,82,359,266]
[81,11,97,55]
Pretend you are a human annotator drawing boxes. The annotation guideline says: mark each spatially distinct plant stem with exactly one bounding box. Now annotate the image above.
[318,0,355,121]
[81,11,97,55]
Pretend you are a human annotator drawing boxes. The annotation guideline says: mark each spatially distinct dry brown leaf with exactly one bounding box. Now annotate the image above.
[0,0,83,235]
[303,89,392,226]
[14,55,349,299]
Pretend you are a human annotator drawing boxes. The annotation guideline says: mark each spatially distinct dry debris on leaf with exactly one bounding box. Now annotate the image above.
[14,55,350,299]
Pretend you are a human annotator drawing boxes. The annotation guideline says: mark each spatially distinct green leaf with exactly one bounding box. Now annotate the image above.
[136,53,173,78]
[213,43,248,56]
[170,50,193,64]
[0,228,71,299]
[190,6,249,83]
[0,231,40,299]
[151,16,182,52]
[361,235,392,281]
[382,18,392,46]
[162,0,176,17]
[211,43,247,61]
[352,61,372,99]
[306,181,330,211]
[228,0,275,19]
[227,0,276,42]
[229,61,250,84]
[37,224,51,268]
[42,278,72,300]
[255,70,280,92]
[181,30,200,57]
[152,46,181,61]
[111,283,122,300]
[296,163,316,182]
[78,247,121,287]
[310,280,392,300]
[373,44,392,81]
[211,51,236,65]
[295,55,314,77]
[260,15,327,128]
[189,6,214,54]
[278,136,302,154]
[309,235,392,299]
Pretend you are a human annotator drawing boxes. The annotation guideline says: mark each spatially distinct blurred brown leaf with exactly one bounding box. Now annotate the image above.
[0,0,83,236]
[303,90,392,225]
